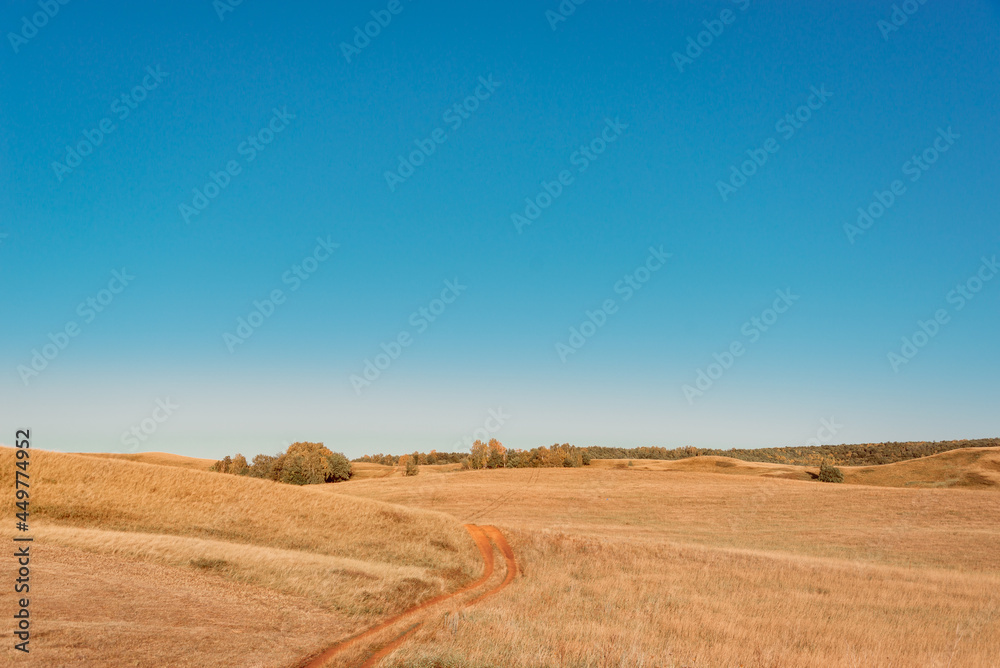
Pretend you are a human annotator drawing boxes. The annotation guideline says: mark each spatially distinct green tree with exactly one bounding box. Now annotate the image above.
[470,440,487,470]
[248,454,277,479]
[486,439,506,469]
[325,451,353,482]
[818,461,844,483]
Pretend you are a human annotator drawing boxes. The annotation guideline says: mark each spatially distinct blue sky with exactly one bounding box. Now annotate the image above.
[1,1,998,459]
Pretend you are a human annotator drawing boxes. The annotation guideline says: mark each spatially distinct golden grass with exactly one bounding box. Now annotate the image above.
[335,465,1000,573]
[35,524,444,615]
[6,446,1000,666]
[76,450,219,471]
[334,461,1000,666]
[387,529,1000,668]
[589,446,1000,489]
[0,447,481,627]
[352,462,464,480]
[844,446,1000,489]
[0,543,351,667]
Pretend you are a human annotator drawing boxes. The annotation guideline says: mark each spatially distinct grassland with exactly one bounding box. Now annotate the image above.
[76,450,219,471]
[335,448,1000,667]
[588,445,1000,489]
[0,448,482,667]
[3,446,998,666]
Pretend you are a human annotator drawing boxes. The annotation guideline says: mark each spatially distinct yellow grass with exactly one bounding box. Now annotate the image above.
[5,446,1000,666]
[336,464,1000,572]
[389,530,1000,668]
[589,446,1000,489]
[0,447,483,665]
[352,462,464,480]
[75,450,219,471]
[35,524,444,614]
[0,543,351,667]
[335,459,1000,667]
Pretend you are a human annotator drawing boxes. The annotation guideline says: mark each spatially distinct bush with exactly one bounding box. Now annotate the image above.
[818,461,844,483]
[405,459,419,476]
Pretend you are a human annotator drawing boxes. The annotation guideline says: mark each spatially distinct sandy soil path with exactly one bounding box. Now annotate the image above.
[300,524,516,668]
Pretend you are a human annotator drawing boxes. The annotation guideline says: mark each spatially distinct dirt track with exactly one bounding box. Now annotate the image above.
[300,524,517,668]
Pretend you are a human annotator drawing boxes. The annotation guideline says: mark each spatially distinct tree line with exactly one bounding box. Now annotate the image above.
[210,437,998,483]
[353,437,998,469]
[354,450,467,466]
[581,438,1000,466]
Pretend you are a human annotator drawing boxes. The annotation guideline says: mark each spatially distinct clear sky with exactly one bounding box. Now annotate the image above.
[2,1,998,459]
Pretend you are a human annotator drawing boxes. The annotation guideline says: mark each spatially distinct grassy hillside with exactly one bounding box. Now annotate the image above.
[0,447,483,666]
[845,446,1000,489]
[336,463,1000,667]
[591,446,1000,489]
[76,450,218,471]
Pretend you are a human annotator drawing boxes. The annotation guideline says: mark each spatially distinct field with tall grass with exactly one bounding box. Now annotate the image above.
[337,447,1000,667]
[2,446,998,666]
[0,448,481,666]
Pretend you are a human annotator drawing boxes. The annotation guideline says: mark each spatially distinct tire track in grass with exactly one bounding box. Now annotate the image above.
[467,525,518,605]
[299,524,495,668]
[353,525,519,667]
[356,622,423,668]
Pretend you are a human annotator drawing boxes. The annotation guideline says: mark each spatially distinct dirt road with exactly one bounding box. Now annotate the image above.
[300,524,516,668]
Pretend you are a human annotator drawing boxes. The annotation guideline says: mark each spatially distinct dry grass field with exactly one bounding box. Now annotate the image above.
[2,446,998,666]
[75,451,219,472]
[0,448,481,666]
[587,446,1000,489]
[335,449,1000,667]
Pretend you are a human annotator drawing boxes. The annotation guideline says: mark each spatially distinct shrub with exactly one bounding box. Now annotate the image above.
[405,459,419,476]
[818,461,844,483]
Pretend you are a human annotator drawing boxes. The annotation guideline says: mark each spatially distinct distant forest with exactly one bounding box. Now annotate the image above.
[354,438,999,469]
[582,438,1000,466]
